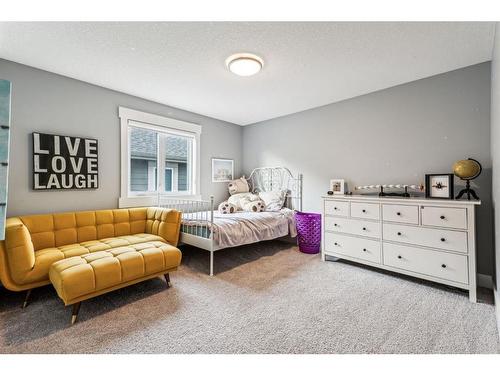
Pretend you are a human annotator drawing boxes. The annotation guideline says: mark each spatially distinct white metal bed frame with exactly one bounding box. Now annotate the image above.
[157,166,303,275]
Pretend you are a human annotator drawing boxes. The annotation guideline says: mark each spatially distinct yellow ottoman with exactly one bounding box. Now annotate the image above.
[49,240,182,324]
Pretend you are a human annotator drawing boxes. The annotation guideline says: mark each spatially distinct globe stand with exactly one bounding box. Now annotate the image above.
[455,179,479,201]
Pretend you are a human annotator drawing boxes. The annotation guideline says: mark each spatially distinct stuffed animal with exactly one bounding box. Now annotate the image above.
[228,177,250,195]
[228,192,255,210]
[228,192,266,212]
[242,200,266,212]
[218,201,237,214]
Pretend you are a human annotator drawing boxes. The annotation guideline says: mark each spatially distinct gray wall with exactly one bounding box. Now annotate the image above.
[491,23,500,334]
[0,58,243,215]
[243,62,493,276]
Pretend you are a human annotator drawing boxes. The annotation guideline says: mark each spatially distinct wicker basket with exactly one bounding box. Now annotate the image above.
[294,211,321,254]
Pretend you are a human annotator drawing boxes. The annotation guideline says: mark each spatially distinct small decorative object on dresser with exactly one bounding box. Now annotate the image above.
[425,174,454,199]
[321,195,480,302]
[329,179,346,195]
[355,184,424,197]
[453,158,482,200]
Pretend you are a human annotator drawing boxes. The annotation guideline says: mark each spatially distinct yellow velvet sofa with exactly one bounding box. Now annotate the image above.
[0,207,182,317]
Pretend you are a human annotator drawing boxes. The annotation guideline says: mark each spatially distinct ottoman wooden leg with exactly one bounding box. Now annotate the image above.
[164,273,171,288]
[22,289,32,309]
[71,302,81,325]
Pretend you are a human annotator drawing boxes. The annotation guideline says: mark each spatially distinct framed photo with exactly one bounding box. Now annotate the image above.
[425,174,454,199]
[212,158,234,182]
[330,179,346,195]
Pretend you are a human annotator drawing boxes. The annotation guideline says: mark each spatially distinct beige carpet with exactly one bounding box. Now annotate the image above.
[0,240,498,354]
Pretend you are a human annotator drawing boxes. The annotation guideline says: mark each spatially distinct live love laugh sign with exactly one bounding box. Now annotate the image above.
[32,132,98,190]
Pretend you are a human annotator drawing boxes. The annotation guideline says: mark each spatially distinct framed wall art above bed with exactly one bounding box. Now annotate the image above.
[212,158,234,182]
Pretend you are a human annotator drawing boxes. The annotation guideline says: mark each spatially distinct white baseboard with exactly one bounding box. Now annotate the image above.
[478,273,493,289]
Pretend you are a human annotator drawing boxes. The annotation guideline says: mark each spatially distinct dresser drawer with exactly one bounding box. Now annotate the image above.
[421,206,467,230]
[325,217,381,239]
[351,202,380,220]
[325,232,381,263]
[383,223,468,253]
[324,200,349,217]
[382,204,418,224]
[383,242,468,284]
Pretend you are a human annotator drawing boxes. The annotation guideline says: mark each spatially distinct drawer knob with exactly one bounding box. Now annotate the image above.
[334,242,338,246]
[397,232,402,236]
[441,264,447,268]
[440,238,446,242]
[397,255,402,259]
[396,212,401,216]
[363,248,367,252]
[362,209,366,213]
[440,215,445,220]
[334,223,338,227]
[362,227,367,231]
[334,207,338,210]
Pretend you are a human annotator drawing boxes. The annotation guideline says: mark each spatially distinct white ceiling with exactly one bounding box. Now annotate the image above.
[0,22,496,125]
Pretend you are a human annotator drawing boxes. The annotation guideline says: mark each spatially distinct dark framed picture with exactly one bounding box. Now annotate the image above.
[32,132,99,190]
[425,174,454,199]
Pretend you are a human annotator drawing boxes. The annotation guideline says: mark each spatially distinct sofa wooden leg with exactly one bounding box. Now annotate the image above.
[71,302,81,325]
[164,273,171,288]
[22,289,32,309]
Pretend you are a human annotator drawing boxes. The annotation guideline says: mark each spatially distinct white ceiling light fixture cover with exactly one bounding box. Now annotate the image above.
[226,53,264,76]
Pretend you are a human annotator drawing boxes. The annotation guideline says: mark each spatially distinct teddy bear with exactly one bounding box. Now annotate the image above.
[228,192,266,212]
[228,177,249,195]
[218,201,237,214]
[241,200,266,212]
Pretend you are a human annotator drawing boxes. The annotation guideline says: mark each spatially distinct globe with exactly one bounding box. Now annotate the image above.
[453,159,482,180]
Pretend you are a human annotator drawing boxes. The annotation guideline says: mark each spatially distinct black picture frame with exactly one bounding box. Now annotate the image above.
[32,132,99,190]
[425,173,454,199]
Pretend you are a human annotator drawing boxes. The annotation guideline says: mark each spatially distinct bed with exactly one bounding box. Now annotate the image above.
[158,166,303,275]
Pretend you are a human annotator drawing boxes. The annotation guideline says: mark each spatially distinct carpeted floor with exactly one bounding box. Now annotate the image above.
[1,240,499,354]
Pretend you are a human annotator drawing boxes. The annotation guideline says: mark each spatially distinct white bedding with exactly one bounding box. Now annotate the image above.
[182,208,297,248]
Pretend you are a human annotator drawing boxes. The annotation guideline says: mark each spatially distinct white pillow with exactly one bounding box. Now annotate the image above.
[258,190,287,211]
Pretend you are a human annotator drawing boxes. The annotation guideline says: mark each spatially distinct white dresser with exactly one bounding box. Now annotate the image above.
[321,195,480,302]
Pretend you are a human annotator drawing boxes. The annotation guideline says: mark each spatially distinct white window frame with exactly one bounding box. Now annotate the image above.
[119,107,201,208]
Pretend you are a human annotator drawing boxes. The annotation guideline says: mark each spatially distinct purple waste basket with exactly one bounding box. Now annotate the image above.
[294,211,321,254]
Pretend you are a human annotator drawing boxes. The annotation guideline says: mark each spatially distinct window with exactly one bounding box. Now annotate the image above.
[119,107,201,207]
[128,127,193,194]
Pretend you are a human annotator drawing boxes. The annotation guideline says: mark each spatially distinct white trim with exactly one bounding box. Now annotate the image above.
[477,273,493,289]
[119,107,201,135]
[119,194,202,208]
[119,106,201,208]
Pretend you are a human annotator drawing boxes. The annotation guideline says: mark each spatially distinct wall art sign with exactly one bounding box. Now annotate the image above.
[32,132,98,190]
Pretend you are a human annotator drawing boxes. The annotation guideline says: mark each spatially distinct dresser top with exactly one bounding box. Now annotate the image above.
[322,194,481,206]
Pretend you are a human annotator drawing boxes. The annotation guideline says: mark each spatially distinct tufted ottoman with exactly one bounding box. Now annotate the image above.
[49,240,182,324]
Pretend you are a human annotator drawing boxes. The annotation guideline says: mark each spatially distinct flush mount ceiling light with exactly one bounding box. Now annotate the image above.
[225,53,264,77]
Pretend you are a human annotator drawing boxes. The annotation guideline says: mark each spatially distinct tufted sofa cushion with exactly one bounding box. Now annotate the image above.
[18,208,180,251]
[27,234,165,286]
[0,207,182,291]
[49,240,181,305]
